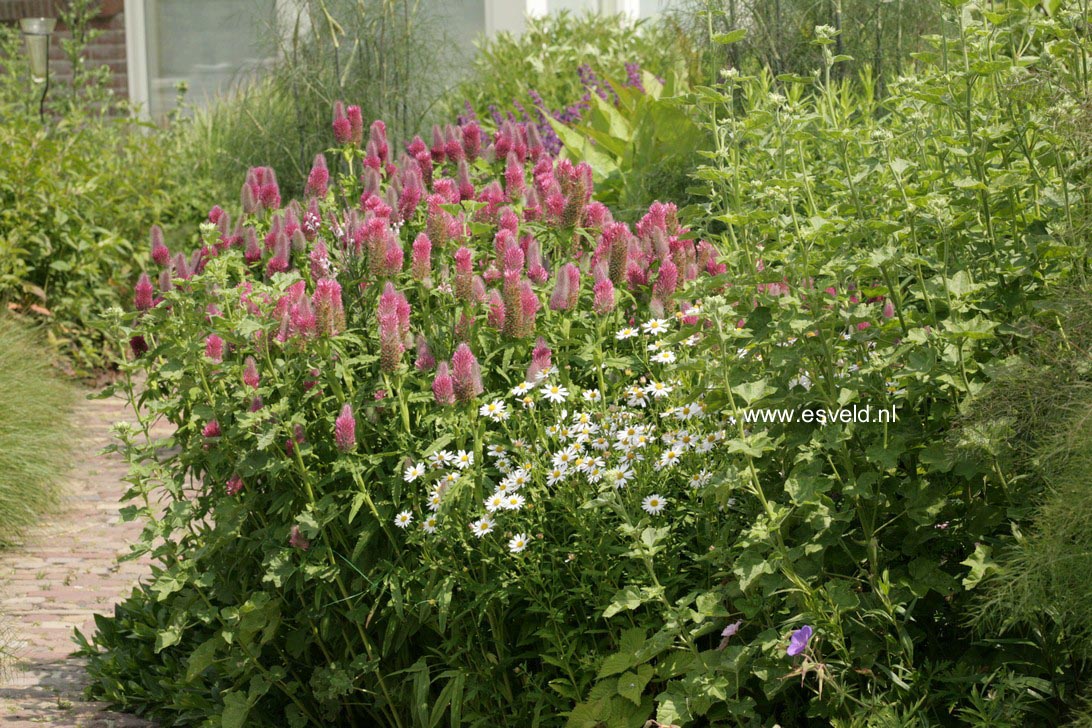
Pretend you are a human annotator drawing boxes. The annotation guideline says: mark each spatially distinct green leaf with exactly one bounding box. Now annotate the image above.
[220,690,250,728]
[603,586,645,618]
[732,379,772,406]
[616,665,653,706]
[712,29,747,45]
[598,653,636,680]
[961,543,998,590]
[185,636,221,681]
[154,624,182,654]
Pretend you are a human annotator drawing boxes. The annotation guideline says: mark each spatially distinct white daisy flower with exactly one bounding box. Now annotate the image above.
[421,515,439,534]
[625,385,649,408]
[688,470,712,488]
[642,494,667,516]
[651,350,677,364]
[508,533,529,553]
[519,394,536,409]
[512,381,534,396]
[676,403,700,420]
[582,388,602,403]
[534,367,553,382]
[642,318,670,335]
[644,381,673,399]
[658,449,682,468]
[503,469,530,491]
[479,400,509,421]
[503,494,526,510]
[403,463,425,483]
[470,517,495,538]
[427,491,443,511]
[647,339,665,352]
[552,446,579,469]
[485,493,507,512]
[454,450,474,470]
[546,467,569,486]
[542,384,569,404]
[578,455,605,473]
[441,472,460,487]
[487,444,508,460]
[616,327,639,340]
[428,450,455,468]
[394,511,414,528]
[682,334,701,347]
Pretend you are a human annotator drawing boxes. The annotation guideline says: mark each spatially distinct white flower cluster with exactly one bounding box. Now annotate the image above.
[393,316,730,553]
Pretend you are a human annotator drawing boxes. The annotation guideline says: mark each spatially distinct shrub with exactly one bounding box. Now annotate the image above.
[645,1,1089,723]
[81,111,723,725]
[0,317,73,545]
[0,14,213,373]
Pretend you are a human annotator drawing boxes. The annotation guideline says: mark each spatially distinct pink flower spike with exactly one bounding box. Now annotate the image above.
[332,101,351,144]
[347,105,364,147]
[414,334,435,371]
[548,266,572,311]
[202,420,221,438]
[454,247,474,302]
[883,299,896,319]
[243,356,260,389]
[593,278,615,314]
[334,403,357,452]
[134,273,154,311]
[487,289,506,330]
[150,225,170,266]
[306,153,330,198]
[451,343,483,403]
[432,362,455,406]
[411,233,432,280]
[205,334,224,363]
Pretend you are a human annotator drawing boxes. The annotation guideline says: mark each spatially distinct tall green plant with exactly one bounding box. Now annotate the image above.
[673,0,942,90]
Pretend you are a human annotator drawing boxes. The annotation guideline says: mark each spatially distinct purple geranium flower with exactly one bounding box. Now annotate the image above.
[787,625,813,656]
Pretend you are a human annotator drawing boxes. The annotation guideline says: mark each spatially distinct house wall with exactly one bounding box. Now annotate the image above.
[0,0,129,100]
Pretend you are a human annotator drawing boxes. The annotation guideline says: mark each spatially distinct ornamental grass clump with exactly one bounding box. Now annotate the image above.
[84,104,725,726]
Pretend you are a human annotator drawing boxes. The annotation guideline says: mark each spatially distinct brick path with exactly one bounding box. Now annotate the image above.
[0,389,156,727]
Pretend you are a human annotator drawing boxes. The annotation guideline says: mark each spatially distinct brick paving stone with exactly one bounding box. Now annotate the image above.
[0,389,157,727]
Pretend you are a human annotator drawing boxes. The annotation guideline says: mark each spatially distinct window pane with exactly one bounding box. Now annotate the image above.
[145,0,277,117]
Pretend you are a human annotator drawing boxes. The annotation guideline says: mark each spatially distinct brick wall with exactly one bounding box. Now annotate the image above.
[1,0,128,100]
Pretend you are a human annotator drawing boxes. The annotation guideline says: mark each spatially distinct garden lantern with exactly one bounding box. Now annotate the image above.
[20,16,56,121]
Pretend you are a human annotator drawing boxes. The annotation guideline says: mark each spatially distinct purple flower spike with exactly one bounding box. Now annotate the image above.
[787,625,813,656]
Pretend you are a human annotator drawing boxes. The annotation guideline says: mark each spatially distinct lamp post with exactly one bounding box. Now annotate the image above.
[20,17,57,122]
